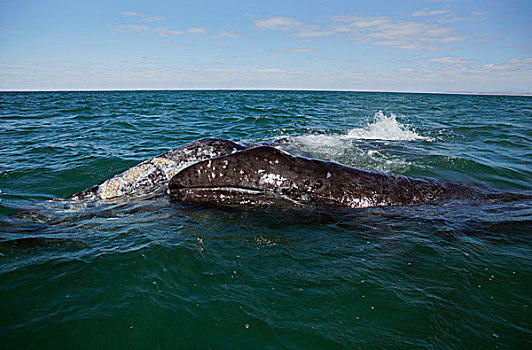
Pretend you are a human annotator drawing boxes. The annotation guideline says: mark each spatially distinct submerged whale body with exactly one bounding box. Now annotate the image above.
[168,145,525,208]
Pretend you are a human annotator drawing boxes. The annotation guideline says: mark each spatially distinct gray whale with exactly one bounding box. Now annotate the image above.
[69,138,246,201]
[169,145,525,208]
[67,138,528,207]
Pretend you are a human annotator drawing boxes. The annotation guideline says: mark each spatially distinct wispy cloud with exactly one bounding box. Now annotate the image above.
[254,16,303,31]
[423,57,532,78]
[253,13,467,51]
[412,9,450,17]
[2,57,531,93]
[116,24,152,34]
[323,58,356,63]
[163,42,193,47]
[253,16,331,38]
[116,24,185,37]
[429,57,474,65]
[331,15,466,50]
[2,28,21,34]
[480,58,532,71]
[411,57,532,81]
[268,47,317,53]
[187,27,207,34]
[123,11,165,23]
[118,12,242,39]
[212,31,246,38]
[155,27,184,37]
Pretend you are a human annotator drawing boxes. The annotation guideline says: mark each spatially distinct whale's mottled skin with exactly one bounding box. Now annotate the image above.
[68,138,246,201]
[169,146,523,208]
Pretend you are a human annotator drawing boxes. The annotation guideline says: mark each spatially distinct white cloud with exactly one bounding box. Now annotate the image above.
[187,27,207,34]
[253,14,467,51]
[143,16,165,23]
[436,16,468,24]
[323,58,355,63]
[430,57,474,65]
[332,15,464,50]
[268,48,317,53]
[155,27,184,37]
[163,42,193,47]
[212,31,246,38]
[123,11,142,17]
[123,11,165,23]
[254,17,303,31]
[412,9,450,17]
[293,29,333,38]
[253,17,334,38]
[2,58,531,93]
[118,13,240,39]
[480,58,532,71]
[116,24,184,37]
[116,24,151,34]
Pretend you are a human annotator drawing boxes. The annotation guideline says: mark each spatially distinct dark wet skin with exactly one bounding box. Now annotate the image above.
[169,146,529,208]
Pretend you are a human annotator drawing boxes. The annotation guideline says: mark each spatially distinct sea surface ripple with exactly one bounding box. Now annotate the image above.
[0,91,531,349]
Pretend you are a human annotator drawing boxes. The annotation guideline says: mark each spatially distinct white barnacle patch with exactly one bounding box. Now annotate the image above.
[101,177,121,199]
[327,172,331,179]
[259,173,285,187]
[211,173,216,179]
[123,163,151,183]
[152,157,172,167]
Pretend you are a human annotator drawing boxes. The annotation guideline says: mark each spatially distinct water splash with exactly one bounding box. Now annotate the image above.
[345,111,428,141]
[277,111,428,172]
[289,111,429,148]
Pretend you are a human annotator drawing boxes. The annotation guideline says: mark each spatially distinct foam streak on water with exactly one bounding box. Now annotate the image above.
[0,91,531,349]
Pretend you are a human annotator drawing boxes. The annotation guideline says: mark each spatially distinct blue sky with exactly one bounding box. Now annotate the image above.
[1,0,531,93]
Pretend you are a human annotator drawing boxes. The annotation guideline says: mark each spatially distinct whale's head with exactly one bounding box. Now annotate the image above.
[168,146,366,207]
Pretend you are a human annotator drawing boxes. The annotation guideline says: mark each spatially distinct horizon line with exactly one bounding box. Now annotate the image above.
[0,88,530,97]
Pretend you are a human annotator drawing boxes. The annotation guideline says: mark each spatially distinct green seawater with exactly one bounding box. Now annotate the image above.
[0,91,531,349]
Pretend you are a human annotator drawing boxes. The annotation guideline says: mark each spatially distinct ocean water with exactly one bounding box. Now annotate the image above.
[0,90,531,349]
